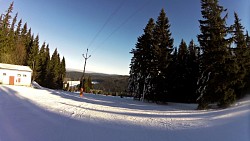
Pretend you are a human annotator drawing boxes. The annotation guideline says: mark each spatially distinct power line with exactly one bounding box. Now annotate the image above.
[86,0,125,50]
[80,1,125,96]
[90,0,151,55]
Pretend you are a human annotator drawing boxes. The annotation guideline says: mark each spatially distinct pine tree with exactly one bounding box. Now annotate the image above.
[165,47,178,101]
[0,2,14,63]
[84,76,93,93]
[36,42,47,85]
[197,0,238,109]
[129,9,174,103]
[7,13,18,64]
[176,39,188,102]
[13,19,23,64]
[44,45,51,88]
[186,40,200,102]
[10,13,17,32]
[231,12,248,98]
[59,57,66,89]
[232,12,247,49]
[50,48,61,89]
[129,18,155,100]
[152,9,174,102]
[178,39,188,63]
[20,23,33,65]
[27,35,40,81]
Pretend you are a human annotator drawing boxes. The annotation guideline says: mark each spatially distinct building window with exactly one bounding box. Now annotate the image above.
[23,74,27,77]
[3,73,6,76]
[17,74,21,77]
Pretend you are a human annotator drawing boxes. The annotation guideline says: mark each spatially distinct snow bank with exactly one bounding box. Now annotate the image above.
[0,85,249,141]
[31,81,44,89]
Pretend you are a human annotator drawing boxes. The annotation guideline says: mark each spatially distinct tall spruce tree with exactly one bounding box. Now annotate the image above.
[232,12,247,49]
[0,2,14,63]
[44,45,51,88]
[8,13,18,64]
[28,35,40,81]
[129,9,174,103]
[186,40,200,102]
[176,39,188,102]
[165,47,178,101]
[13,19,27,65]
[197,0,238,109]
[50,48,61,89]
[167,40,188,102]
[59,57,66,89]
[37,42,47,85]
[231,12,248,98]
[152,9,174,102]
[128,18,155,100]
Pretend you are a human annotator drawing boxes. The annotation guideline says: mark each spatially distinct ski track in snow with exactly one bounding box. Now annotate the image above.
[0,85,250,141]
[3,86,205,130]
[1,85,247,129]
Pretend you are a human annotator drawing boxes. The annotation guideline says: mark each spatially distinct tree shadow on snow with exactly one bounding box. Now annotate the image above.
[0,86,165,141]
[45,88,250,121]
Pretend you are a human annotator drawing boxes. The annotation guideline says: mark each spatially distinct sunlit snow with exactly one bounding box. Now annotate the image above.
[0,85,249,141]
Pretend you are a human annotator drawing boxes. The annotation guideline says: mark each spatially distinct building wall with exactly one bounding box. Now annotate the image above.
[0,69,32,86]
[67,81,80,87]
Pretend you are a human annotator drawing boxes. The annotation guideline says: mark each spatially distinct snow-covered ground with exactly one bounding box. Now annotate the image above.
[0,85,249,141]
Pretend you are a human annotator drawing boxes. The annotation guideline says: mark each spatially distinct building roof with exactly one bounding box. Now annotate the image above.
[0,63,32,72]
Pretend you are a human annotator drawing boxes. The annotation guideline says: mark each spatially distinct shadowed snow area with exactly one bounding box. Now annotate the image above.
[0,85,249,141]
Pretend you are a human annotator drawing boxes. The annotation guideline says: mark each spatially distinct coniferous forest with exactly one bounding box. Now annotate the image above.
[2,1,250,109]
[0,3,66,89]
[128,0,250,109]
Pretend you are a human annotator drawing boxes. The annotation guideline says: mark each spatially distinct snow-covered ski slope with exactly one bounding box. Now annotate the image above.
[0,85,249,141]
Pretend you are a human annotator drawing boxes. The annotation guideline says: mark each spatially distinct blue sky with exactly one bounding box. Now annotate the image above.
[0,0,249,75]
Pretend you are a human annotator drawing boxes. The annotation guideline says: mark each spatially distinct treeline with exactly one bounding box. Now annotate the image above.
[128,0,250,109]
[0,2,66,89]
[66,71,129,95]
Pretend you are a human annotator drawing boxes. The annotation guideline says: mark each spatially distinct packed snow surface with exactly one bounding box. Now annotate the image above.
[0,85,249,141]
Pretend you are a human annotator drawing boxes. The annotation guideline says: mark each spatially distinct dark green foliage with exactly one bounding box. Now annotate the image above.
[197,0,239,109]
[48,48,61,89]
[84,76,93,93]
[231,13,247,49]
[36,42,51,87]
[128,18,155,100]
[230,12,249,98]
[231,14,250,98]
[0,3,66,90]
[129,9,174,102]
[0,2,14,63]
[129,9,199,103]
[186,40,200,102]
[167,40,200,103]
[60,57,66,89]
[151,9,174,102]
[129,1,248,107]
[28,35,40,81]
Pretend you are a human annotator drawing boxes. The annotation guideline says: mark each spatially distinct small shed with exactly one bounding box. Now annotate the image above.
[0,63,32,86]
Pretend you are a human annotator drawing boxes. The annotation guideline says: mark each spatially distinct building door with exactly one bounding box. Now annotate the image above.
[9,76,14,85]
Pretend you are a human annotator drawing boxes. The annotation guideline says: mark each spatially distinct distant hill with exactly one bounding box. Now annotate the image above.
[66,71,129,96]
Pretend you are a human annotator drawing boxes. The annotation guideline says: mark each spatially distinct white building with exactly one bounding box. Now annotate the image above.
[66,81,80,87]
[0,63,32,86]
